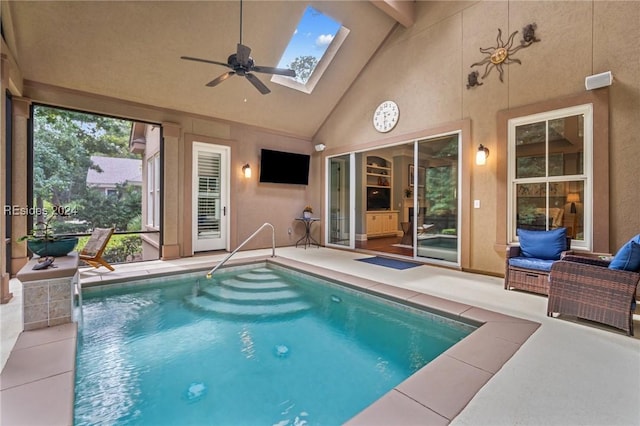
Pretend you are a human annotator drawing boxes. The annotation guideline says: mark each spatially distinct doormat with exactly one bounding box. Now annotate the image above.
[356,256,422,270]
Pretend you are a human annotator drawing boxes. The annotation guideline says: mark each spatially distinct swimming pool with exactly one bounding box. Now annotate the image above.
[74,262,476,425]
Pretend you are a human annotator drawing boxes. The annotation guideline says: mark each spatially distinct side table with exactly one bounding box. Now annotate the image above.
[295,217,320,249]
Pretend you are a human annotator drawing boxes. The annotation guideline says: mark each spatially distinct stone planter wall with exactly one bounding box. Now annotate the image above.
[16,253,79,331]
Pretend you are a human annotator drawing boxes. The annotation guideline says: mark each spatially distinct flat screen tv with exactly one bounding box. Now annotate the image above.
[259,149,310,185]
[367,187,391,210]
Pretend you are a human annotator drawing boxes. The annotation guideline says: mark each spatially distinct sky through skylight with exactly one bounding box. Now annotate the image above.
[276,6,341,84]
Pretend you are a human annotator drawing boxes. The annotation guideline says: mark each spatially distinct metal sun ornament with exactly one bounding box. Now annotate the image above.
[467,23,540,88]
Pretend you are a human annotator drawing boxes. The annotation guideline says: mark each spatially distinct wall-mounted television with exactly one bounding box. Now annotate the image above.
[367,187,390,210]
[259,149,310,185]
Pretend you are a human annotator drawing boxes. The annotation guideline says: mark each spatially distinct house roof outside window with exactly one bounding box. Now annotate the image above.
[86,155,142,188]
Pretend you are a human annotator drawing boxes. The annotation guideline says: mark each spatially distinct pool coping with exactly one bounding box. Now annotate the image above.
[267,257,541,425]
[0,255,540,425]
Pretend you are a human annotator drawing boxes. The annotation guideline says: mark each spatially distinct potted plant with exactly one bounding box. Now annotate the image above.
[19,205,79,257]
[303,205,313,219]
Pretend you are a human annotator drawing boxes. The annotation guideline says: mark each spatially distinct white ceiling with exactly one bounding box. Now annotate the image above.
[3,1,399,139]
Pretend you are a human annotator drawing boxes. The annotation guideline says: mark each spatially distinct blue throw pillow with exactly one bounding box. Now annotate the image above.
[609,234,640,271]
[517,227,567,260]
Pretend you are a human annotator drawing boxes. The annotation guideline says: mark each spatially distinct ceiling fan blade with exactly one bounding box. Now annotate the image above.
[206,71,235,87]
[251,66,296,78]
[236,43,251,65]
[245,73,271,95]
[181,56,231,69]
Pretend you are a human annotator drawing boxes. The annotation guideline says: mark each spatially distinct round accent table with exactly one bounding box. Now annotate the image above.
[295,217,320,249]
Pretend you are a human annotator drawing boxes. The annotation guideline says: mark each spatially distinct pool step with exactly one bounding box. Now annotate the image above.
[235,271,283,282]
[217,277,291,292]
[184,295,312,319]
[185,269,311,319]
[200,285,302,304]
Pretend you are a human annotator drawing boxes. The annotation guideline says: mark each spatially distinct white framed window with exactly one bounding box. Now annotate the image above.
[146,153,160,228]
[154,154,160,227]
[508,104,593,249]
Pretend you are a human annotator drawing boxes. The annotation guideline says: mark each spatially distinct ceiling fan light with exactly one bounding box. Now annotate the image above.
[179,0,295,95]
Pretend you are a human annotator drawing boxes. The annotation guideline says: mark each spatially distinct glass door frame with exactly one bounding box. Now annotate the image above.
[324,153,356,249]
[412,131,463,266]
[321,121,470,269]
[191,142,230,252]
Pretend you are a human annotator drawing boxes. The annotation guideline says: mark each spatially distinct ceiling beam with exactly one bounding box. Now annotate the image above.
[370,0,415,28]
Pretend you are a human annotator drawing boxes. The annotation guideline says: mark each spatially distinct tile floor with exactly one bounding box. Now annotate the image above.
[1,247,639,425]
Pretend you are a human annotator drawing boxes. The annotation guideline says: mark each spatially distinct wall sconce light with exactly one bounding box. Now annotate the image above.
[315,143,326,152]
[242,163,251,178]
[476,144,489,165]
[566,193,580,213]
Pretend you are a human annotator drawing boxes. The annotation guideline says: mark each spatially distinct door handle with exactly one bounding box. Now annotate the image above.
[223,206,226,216]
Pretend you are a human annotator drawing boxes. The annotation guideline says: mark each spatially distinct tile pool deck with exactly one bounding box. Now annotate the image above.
[1,247,639,425]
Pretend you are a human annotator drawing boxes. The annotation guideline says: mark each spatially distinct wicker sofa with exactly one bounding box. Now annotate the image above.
[505,228,571,295]
[548,253,639,335]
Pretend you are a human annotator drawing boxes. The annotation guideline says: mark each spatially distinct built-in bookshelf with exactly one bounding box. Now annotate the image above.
[365,156,399,237]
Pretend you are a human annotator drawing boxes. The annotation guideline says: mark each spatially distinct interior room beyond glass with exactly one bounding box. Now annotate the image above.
[327,132,461,265]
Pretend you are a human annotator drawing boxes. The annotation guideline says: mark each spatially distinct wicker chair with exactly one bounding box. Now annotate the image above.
[505,228,571,295]
[548,254,640,336]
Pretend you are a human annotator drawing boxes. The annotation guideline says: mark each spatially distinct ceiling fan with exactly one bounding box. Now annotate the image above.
[180,0,296,95]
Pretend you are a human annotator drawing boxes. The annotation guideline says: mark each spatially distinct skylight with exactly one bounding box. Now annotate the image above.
[272,6,349,94]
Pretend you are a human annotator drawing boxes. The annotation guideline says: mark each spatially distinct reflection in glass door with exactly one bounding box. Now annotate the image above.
[415,134,460,264]
[328,155,351,246]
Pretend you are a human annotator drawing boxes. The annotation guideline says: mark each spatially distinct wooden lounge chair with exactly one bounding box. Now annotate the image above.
[79,227,115,271]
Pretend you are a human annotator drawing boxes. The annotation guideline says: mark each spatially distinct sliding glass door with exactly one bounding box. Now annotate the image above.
[324,132,461,265]
[327,154,353,247]
[414,134,460,263]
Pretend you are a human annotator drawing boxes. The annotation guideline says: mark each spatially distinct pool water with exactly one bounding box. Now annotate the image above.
[74,264,475,425]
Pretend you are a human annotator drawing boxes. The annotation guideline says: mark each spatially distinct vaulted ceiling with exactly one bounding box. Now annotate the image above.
[2,1,408,139]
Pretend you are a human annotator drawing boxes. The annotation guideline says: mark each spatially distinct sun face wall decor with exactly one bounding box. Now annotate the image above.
[467,23,540,88]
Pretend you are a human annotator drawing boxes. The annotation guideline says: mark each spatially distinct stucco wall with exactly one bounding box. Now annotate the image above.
[312,0,640,275]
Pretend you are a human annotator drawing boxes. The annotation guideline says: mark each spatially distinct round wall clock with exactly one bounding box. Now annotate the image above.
[373,100,399,133]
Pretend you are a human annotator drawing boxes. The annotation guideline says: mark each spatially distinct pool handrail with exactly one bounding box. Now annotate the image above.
[206,222,276,279]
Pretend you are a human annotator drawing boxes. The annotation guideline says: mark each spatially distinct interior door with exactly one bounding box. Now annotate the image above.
[193,143,228,252]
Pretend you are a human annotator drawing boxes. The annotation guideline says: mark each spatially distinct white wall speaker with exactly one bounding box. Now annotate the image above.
[585,71,613,90]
